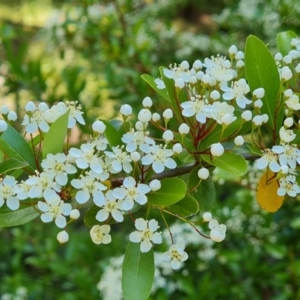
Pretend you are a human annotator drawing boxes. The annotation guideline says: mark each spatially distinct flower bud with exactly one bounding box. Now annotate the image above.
[236,60,244,68]
[175,78,185,89]
[173,143,182,154]
[210,143,224,157]
[203,212,212,222]
[210,229,226,242]
[253,88,265,99]
[210,90,220,100]
[70,209,80,220]
[281,66,293,81]
[283,55,292,64]
[241,110,252,121]
[274,52,283,61]
[234,135,244,146]
[38,102,49,112]
[163,109,173,119]
[7,111,17,121]
[142,97,153,108]
[0,105,9,115]
[254,99,263,108]
[179,123,190,134]
[131,151,141,162]
[235,51,244,60]
[149,179,161,191]
[180,60,189,70]
[120,104,132,116]
[25,101,36,112]
[0,120,8,132]
[152,113,161,122]
[261,114,269,124]
[252,115,263,126]
[57,230,69,244]
[228,45,238,55]
[92,120,106,133]
[284,117,293,128]
[193,60,202,70]
[163,130,174,142]
[138,109,152,123]
[198,167,209,180]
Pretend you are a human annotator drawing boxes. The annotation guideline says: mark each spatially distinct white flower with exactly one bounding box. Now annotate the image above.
[285,94,300,110]
[234,136,244,146]
[129,218,162,252]
[41,153,77,186]
[113,177,150,211]
[57,230,69,243]
[142,97,153,108]
[181,96,209,124]
[69,143,103,174]
[122,129,155,153]
[104,146,132,173]
[92,120,106,133]
[221,78,251,108]
[141,145,176,173]
[272,144,300,169]
[204,102,236,125]
[162,241,188,270]
[278,175,300,197]
[37,189,72,228]
[0,176,21,210]
[90,224,112,244]
[71,171,106,204]
[95,190,124,222]
[256,149,280,172]
[120,104,132,116]
[22,102,50,133]
[25,171,61,199]
[203,212,212,222]
[198,167,209,180]
[149,179,161,191]
[279,126,296,143]
[210,143,224,157]
[280,66,293,81]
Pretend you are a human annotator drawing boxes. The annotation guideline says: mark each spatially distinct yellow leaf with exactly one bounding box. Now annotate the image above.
[256,171,284,212]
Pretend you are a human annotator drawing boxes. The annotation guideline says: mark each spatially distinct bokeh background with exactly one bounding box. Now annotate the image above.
[1,0,300,299]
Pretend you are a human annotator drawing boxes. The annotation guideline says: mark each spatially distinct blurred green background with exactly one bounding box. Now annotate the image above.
[1,0,300,299]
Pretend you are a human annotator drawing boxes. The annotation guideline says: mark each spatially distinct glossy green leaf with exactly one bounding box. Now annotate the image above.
[122,242,154,300]
[102,120,123,148]
[147,178,187,206]
[141,74,170,102]
[0,158,29,175]
[84,205,101,227]
[168,193,199,217]
[0,124,35,170]
[0,206,39,227]
[201,152,247,176]
[188,166,215,211]
[43,109,70,158]
[245,35,281,132]
[247,143,263,156]
[277,31,297,56]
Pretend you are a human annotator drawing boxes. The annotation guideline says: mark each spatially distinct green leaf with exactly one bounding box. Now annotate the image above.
[141,74,170,102]
[187,166,215,211]
[168,193,199,217]
[102,120,123,148]
[201,152,247,176]
[84,205,101,227]
[43,109,70,158]
[147,178,187,206]
[247,143,263,156]
[277,31,297,56]
[0,158,29,175]
[122,242,154,300]
[245,35,281,133]
[0,124,35,170]
[0,206,39,227]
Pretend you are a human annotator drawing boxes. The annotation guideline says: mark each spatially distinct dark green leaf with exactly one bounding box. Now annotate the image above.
[0,125,35,170]
[102,120,123,148]
[0,206,39,227]
[168,193,199,217]
[0,158,29,175]
[122,242,154,300]
[147,178,187,206]
[245,35,281,133]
